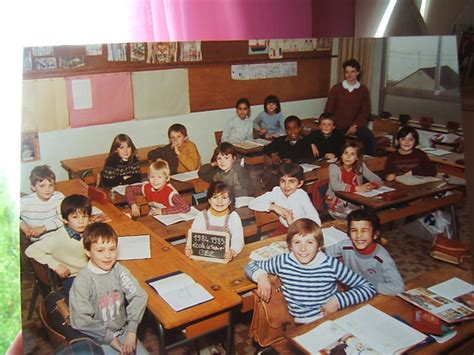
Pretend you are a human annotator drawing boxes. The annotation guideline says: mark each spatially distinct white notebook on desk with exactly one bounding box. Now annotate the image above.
[117,235,151,260]
[171,170,199,182]
[146,271,214,311]
[153,206,199,225]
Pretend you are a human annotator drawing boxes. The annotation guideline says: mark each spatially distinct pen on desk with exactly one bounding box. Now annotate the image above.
[435,182,447,188]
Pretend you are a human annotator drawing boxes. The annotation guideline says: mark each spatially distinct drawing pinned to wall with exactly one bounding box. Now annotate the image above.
[180,41,202,62]
[71,79,92,110]
[34,57,57,70]
[107,43,127,61]
[85,44,103,56]
[31,46,54,56]
[21,132,40,163]
[23,49,32,71]
[283,39,316,52]
[231,62,297,80]
[146,42,178,63]
[315,38,333,51]
[268,39,284,59]
[248,40,269,55]
[131,43,146,62]
[59,56,85,69]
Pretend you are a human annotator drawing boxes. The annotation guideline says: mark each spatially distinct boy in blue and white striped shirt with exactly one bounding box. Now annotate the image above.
[246,218,376,324]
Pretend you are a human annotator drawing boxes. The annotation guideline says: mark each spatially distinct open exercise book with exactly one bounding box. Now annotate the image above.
[117,235,151,260]
[171,170,199,182]
[146,271,214,312]
[232,139,271,150]
[355,185,395,197]
[395,175,441,186]
[153,206,199,225]
[250,227,349,261]
[398,277,474,323]
[291,305,426,355]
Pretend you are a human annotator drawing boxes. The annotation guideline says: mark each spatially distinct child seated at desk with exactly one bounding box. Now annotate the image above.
[222,97,254,144]
[25,194,91,293]
[126,159,190,218]
[198,142,255,197]
[148,123,201,175]
[21,165,64,241]
[325,209,405,295]
[383,126,436,181]
[246,218,376,324]
[69,222,148,354]
[307,112,345,160]
[263,115,315,165]
[185,181,244,262]
[101,134,142,188]
[253,95,285,138]
[249,163,321,236]
[326,141,382,219]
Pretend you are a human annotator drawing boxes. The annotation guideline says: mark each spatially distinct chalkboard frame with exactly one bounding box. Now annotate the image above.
[187,229,230,264]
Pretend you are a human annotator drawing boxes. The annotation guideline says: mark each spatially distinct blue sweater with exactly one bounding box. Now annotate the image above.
[246,251,376,323]
[253,111,286,135]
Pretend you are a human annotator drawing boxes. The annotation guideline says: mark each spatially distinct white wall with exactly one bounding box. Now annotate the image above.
[20,98,327,193]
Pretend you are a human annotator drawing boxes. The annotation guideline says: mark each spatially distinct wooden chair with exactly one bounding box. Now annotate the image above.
[28,258,60,320]
[38,301,70,349]
[214,131,223,146]
[81,167,102,187]
[255,210,280,237]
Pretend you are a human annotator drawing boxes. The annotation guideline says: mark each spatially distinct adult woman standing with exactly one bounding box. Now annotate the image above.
[325,59,377,156]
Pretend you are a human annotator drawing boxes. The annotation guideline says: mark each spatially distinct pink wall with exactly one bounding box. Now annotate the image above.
[129,0,314,41]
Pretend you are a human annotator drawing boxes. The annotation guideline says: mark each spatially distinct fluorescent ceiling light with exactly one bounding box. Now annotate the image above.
[375,0,397,37]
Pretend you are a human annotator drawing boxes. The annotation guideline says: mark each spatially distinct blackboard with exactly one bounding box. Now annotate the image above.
[187,229,230,263]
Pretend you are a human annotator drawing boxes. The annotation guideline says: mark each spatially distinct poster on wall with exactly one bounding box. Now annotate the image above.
[248,40,269,55]
[147,42,178,63]
[21,132,40,163]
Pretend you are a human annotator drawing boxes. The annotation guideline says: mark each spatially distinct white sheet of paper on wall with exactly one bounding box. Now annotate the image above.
[71,79,93,110]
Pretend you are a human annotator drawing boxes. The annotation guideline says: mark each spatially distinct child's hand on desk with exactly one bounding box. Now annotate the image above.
[355,183,374,193]
[224,249,237,262]
[150,208,162,216]
[256,273,272,303]
[122,332,137,355]
[321,297,340,316]
[269,204,290,219]
[325,153,336,159]
[184,246,192,257]
[385,173,396,182]
[54,264,71,278]
[130,204,140,218]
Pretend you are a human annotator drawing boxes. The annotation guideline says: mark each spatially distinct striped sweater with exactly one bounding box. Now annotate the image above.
[20,191,64,234]
[246,251,376,323]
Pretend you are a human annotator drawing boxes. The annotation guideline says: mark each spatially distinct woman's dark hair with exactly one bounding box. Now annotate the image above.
[342,58,361,72]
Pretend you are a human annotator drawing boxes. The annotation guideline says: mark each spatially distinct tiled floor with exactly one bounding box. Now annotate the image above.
[21,199,471,354]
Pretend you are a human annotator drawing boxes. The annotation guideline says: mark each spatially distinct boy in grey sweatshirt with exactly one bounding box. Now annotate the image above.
[69,222,148,354]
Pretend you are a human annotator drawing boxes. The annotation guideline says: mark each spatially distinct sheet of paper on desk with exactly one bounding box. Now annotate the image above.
[254,138,272,146]
[395,175,441,186]
[355,185,395,197]
[235,196,255,208]
[322,226,349,247]
[147,272,214,312]
[299,163,320,173]
[293,305,426,355]
[117,235,151,260]
[91,206,111,223]
[153,206,199,225]
[171,170,199,182]
[112,182,142,195]
[421,147,452,156]
[232,140,263,149]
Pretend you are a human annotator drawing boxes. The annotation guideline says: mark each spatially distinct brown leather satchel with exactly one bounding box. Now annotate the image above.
[430,234,470,265]
[249,275,295,347]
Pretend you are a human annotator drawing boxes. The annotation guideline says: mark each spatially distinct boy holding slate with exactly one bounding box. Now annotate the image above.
[185,181,244,262]
[69,222,148,355]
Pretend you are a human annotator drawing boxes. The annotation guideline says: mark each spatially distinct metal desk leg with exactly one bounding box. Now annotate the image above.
[156,319,167,354]
[226,308,235,355]
[450,204,459,241]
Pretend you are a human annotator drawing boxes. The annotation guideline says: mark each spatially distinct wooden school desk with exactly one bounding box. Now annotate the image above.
[114,222,242,354]
[335,180,464,240]
[427,152,465,179]
[60,145,162,180]
[138,204,255,241]
[270,265,474,355]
